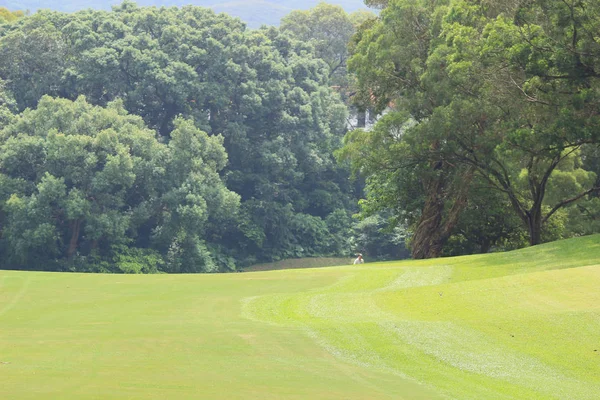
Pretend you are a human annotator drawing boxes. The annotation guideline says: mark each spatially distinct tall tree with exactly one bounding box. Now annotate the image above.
[344,0,467,259]
[281,4,373,83]
[343,0,600,257]
[281,3,375,126]
[430,0,600,246]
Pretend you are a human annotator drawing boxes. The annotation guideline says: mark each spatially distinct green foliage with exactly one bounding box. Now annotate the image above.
[443,183,529,256]
[109,245,164,274]
[0,13,68,109]
[0,79,15,129]
[344,0,600,257]
[0,4,361,270]
[324,208,354,255]
[0,8,24,23]
[281,4,374,87]
[363,0,389,9]
[350,212,410,260]
[281,3,376,129]
[164,231,218,273]
[0,96,238,272]
[235,200,333,262]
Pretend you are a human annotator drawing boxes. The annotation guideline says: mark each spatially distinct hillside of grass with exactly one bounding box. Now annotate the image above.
[2,235,600,399]
[0,0,369,27]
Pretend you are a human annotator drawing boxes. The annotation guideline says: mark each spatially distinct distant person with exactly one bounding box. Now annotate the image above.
[353,253,364,265]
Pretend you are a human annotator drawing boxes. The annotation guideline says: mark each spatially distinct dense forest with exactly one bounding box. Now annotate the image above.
[0,0,369,27]
[1,0,599,273]
[0,2,397,273]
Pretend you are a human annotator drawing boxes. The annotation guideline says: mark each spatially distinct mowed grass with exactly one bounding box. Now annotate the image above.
[245,257,353,272]
[2,236,600,399]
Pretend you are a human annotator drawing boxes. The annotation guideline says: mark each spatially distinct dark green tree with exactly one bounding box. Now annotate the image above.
[0,4,357,267]
[0,96,238,272]
[0,12,70,109]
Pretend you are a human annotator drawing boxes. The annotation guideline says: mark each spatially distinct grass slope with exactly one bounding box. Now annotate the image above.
[2,235,600,399]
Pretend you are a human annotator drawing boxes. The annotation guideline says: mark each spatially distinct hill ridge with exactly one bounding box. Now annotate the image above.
[0,0,370,27]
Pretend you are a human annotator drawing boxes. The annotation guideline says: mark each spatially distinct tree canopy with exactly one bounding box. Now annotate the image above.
[0,96,238,272]
[0,3,363,272]
[281,4,373,85]
[1,1,370,28]
[0,8,24,23]
[342,0,600,258]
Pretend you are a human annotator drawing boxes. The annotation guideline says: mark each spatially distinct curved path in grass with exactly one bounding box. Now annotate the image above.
[1,236,600,399]
[243,236,600,399]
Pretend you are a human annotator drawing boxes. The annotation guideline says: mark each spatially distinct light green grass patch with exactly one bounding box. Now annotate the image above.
[2,235,600,399]
[245,235,600,399]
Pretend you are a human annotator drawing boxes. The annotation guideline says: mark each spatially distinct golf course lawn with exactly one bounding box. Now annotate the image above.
[2,236,600,399]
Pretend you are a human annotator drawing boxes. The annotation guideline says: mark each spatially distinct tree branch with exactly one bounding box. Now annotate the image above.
[543,187,600,224]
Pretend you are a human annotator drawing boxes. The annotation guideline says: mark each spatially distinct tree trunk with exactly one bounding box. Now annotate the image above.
[528,209,542,246]
[67,219,81,259]
[411,166,475,259]
[411,174,446,259]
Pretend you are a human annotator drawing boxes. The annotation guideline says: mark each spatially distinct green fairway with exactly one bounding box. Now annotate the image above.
[2,236,600,399]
